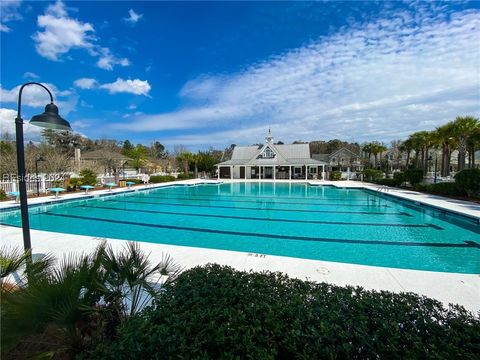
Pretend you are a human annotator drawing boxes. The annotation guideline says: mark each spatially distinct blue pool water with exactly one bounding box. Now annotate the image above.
[1,183,479,273]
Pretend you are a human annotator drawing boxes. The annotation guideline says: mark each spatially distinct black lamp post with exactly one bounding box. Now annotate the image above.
[16,82,72,256]
[35,156,46,196]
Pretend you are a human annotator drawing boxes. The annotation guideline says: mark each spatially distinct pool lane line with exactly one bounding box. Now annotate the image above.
[78,204,441,229]
[41,212,475,249]
[150,191,375,202]
[131,194,391,208]
[106,199,413,216]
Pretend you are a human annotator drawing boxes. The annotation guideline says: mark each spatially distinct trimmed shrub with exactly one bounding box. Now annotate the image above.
[0,189,7,201]
[123,178,143,185]
[79,169,97,186]
[80,265,480,360]
[67,177,82,191]
[428,182,464,197]
[176,173,192,180]
[374,178,398,187]
[149,175,175,183]
[405,168,423,186]
[455,168,480,197]
[393,171,405,186]
[362,168,383,181]
[330,170,342,181]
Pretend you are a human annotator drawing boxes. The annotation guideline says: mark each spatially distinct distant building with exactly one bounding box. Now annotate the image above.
[312,148,363,178]
[215,130,327,180]
[75,149,131,176]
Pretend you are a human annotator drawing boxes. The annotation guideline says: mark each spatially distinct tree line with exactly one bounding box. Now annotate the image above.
[1,115,478,177]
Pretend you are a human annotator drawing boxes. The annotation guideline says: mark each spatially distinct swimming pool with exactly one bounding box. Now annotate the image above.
[1,182,479,273]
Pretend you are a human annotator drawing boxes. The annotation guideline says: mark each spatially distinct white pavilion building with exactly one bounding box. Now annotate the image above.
[215,130,327,180]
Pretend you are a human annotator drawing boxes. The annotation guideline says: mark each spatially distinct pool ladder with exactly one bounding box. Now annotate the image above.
[376,185,390,192]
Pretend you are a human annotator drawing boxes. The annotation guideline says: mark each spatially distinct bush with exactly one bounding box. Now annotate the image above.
[81,265,480,360]
[79,169,97,186]
[330,170,342,181]
[0,189,7,201]
[176,173,192,180]
[149,175,176,183]
[405,168,424,186]
[123,178,143,185]
[374,178,398,186]
[362,168,383,181]
[67,177,82,191]
[1,243,181,359]
[393,171,405,185]
[428,182,464,197]
[455,168,480,197]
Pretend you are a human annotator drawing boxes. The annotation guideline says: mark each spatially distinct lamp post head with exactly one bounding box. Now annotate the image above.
[29,103,72,131]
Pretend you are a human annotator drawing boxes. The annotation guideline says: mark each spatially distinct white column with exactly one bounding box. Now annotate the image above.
[322,165,325,181]
[217,167,220,180]
[41,175,47,193]
[260,166,262,180]
[230,166,233,180]
[273,166,276,180]
[305,165,308,180]
[289,166,292,180]
[245,166,247,180]
[347,167,350,181]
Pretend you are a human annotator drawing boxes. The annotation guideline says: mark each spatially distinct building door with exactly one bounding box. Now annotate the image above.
[219,167,230,178]
[265,167,272,179]
[240,166,245,178]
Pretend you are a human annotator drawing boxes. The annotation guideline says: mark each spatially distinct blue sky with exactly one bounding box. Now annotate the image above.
[1,1,479,150]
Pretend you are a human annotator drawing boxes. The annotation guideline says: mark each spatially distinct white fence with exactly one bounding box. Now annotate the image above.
[0,176,57,194]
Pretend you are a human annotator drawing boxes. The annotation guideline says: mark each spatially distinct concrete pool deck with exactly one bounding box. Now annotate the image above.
[1,179,479,313]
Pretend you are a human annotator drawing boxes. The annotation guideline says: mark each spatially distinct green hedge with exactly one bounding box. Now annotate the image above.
[0,189,7,201]
[149,175,176,183]
[176,173,192,180]
[363,169,383,181]
[455,169,480,197]
[123,178,143,184]
[405,168,423,185]
[330,170,341,181]
[80,265,480,360]
[373,178,398,186]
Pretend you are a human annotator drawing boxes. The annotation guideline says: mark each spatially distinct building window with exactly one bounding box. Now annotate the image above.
[258,146,276,159]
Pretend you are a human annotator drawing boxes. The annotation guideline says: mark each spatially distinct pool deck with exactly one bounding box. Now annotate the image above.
[1,179,479,313]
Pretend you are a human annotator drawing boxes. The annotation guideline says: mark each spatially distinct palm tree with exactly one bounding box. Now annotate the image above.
[361,143,373,167]
[399,138,414,170]
[408,131,435,173]
[452,116,479,171]
[370,141,387,168]
[1,242,181,358]
[434,122,457,177]
[467,124,480,168]
[176,151,194,174]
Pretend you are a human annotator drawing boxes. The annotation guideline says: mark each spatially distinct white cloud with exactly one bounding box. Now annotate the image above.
[0,83,77,115]
[23,72,40,79]
[123,9,143,24]
[0,0,22,32]
[32,0,94,61]
[32,1,129,70]
[71,77,151,96]
[96,47,130,71]
[0,108,43,140]
[73,77,98,89]
[100,78,151,96]
[111,5,480,146]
